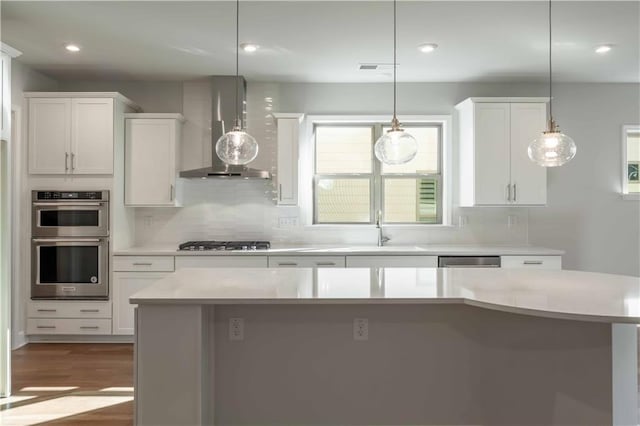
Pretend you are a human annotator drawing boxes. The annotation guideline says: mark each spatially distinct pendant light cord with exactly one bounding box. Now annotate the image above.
[235,0,240,128]
[548,0,553,124]
[393,0,397,120]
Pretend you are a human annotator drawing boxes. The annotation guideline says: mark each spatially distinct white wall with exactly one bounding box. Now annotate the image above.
[528,84,640,276]
[10,60,59,349]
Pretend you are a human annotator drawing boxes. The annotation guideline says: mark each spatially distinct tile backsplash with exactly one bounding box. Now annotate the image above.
[133,179,529,246]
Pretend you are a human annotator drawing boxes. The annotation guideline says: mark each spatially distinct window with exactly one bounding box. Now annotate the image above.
[623,125,640,199]
[313,122,443,224]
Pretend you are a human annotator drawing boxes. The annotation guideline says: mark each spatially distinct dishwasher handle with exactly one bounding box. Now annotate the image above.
[438,256,501,268]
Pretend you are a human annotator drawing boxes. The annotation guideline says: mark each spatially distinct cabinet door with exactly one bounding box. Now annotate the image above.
[276,118,299,205]
[125,119,176,205]
[474,103,511,205]
[346,255,437,267]
[113,272,169,335]
[28,98,71,174]
[71,98,114,174]
[510,103,547,205]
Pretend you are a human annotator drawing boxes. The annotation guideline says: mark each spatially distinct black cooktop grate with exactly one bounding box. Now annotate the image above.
[178,241,271,251]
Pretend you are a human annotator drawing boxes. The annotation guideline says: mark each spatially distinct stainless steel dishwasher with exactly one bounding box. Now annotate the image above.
[438,256,501,268]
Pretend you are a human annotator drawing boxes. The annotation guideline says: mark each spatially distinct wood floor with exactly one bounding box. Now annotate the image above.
[2,344,134,425]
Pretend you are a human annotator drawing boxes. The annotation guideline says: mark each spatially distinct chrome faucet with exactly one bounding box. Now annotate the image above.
[376,210,390,247]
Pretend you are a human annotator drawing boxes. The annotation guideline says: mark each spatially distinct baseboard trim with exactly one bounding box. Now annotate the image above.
[27,335,134,344]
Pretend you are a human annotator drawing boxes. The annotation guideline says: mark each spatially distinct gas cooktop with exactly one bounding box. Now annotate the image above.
[178,241,271,251]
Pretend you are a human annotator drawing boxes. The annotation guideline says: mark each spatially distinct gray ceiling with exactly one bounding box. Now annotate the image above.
[1,1,638,83]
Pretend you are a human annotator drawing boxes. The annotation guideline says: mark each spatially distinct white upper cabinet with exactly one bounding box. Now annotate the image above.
[509,103,547,205]
[125,114,183,206]
[274,113,304,206]
[71,98,114,174]
[456,98,547,206]
[26,92,139,175]
[28,98,71,174]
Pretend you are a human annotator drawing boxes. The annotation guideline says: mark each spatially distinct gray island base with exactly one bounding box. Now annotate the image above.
[132,268,640,426]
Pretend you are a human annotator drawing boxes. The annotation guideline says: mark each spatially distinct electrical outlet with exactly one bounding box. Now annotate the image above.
[229,318,244,341]
[278,217,299,228]
[353,318,369,341]
[458,215,468,228]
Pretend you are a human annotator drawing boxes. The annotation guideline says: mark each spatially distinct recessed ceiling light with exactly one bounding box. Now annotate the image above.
[418,43,438,53]
[240,43,259,53]
[595,45,612,54]
[65,44,81,52]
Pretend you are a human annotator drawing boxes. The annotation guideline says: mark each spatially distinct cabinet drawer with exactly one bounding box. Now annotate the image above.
[176,256,268,268]
[27,318,112,335]
[28,301,112,318]
[500,256,562,270]
[346,256,438,268]
[113,256,175,272]
[268,256,345,268]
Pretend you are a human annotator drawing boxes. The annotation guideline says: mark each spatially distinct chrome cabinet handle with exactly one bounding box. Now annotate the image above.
[277,262,298,266]
[80,326,99,330]
[71,152,75,171]
[278,184,282,201]
[37,325,56,329]
[33,202,103,207]
[32,238,101,243]
[80,309,100,313]
[37,309,57,312]
[170,184,174,201]
[65,152,69,171]
[506,184,511,202]
[523,260,544,265]
[132,262,153,266]
[315,262,336,266]
[513,183,517,202]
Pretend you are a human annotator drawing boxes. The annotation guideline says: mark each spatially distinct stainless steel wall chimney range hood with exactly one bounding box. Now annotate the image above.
[180,76,271,179]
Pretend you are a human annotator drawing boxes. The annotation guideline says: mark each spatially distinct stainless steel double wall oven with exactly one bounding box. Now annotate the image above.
[31,190,110,299]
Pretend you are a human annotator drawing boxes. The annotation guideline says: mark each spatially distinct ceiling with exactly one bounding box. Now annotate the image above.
[1,1,638,83]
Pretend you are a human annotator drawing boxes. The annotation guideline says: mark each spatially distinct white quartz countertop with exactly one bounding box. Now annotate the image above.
[114,244,564,256]
[130,267,640,323]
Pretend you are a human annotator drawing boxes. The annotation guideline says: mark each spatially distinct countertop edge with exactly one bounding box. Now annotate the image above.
[129,296,638,324]
[114,246,566,256]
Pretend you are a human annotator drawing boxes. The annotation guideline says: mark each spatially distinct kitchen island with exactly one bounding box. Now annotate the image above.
[131,267,640,426]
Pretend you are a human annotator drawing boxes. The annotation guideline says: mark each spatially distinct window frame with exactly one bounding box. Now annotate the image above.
[309,118,447,225]
[622,124,640,201]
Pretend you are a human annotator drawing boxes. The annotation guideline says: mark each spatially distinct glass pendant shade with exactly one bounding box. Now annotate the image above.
[215,128,259,166]
[527,126,576,167]
[374,128,418,165]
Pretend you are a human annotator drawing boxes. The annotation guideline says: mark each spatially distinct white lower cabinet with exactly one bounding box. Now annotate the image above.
[268,256,345,268]
[113,272,170,335]
[346,256,438,268]
[501,255,562,269]
[26,301,112,335]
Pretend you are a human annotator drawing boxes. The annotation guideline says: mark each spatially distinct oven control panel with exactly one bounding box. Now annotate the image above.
[34,191,109,201]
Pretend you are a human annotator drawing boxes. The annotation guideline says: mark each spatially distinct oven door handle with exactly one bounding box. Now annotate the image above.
[33,202,104,207]
[32,238,102,243]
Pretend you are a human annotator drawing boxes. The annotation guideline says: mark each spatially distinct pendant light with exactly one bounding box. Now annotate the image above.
[528,0,576,167]
[374,0,418,165]
[215,0,259,166]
